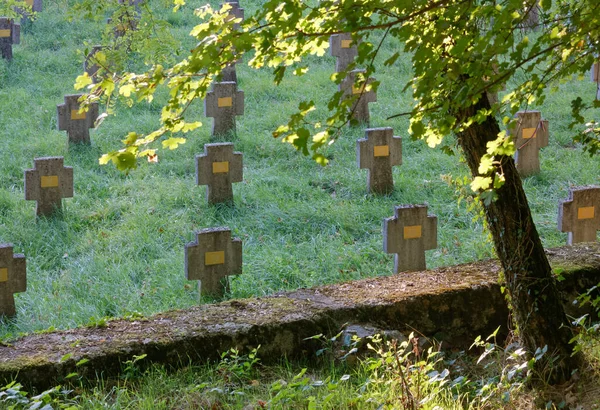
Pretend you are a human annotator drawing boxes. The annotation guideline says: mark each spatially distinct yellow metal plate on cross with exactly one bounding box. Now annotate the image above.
[373,145,389,157]
[41,175,59,188]
[522,127,537,139]
[0,30,11,38]
[0,268,7,283]
[205,251,225,266]
[578,206,595,220]
[218,97,233,108]
[212,161,229,174]
[403,225,422,240]
[71,110,87,120]
[341,39,352,48]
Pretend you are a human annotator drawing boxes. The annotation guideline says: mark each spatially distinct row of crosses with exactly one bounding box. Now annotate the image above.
[203,2,245,137]
[0,1,43,61]
[330,32,377,124]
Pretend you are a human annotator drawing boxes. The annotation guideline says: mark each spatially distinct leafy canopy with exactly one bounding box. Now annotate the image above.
[73,0,599,189]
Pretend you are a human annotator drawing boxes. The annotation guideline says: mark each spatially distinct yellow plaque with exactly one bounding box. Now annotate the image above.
[212,161,229,174]
[0,268,7,283]
[41,175,59,188]
[71,109,87,120]
[578,206,595,220]
[522,127,537,139]
[0,30,11,38]
[373,145,390,157]
[218,97,233,108]
[205,251,225,266]
[352,85,364,95]
[403,225,422,240]
[341,39,352,48]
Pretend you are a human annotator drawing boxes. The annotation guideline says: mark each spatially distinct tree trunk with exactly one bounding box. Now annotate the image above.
[454,96,580,383]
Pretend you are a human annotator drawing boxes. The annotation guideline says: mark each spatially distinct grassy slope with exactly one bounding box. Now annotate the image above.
[0,0,599,341]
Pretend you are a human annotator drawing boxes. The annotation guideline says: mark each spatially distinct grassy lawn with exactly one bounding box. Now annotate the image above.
[0,0,600,406]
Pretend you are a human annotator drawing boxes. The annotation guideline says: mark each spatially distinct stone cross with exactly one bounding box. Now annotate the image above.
[357,127,402,194]
[57,94,99,144]
[558,186,600,245]
[0,18,20,61]
[204,82,244,136]
[341,70,377,124]
[592,61,600,100]
[0,244,26,317]
[383,205,437,273]
[84,45,103,84]
[196,143,243,204]
[185,228,242,298]
[511,110,549,177]
[222,1,244,31]
[24,157,74,217]
[330,33,358,73]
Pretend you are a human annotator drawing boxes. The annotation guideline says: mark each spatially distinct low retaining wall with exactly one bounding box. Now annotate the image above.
[1,243,598,390]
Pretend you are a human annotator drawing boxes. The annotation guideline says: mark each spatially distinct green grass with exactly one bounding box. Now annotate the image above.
[0,0,599,344]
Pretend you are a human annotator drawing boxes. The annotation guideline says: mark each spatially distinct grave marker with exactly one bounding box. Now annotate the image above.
[84,45,103,84]
[341,70,377,124]
[383,205,437,273]
[592,61,600,100]
[558,186,600,245]
[185,228,242,297]
[204,82,244,136]
[24,157,74,217]
[330,33,358,73]
[196,143,243,204]
[57,94,99,144]
[510,110,549,176]
[221,1,244,31]
[0,18,20,61]
[357,127,402,194]
[0,244,26,317]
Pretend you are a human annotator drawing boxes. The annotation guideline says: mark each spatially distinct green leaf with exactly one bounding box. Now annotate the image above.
[162,137,186,150]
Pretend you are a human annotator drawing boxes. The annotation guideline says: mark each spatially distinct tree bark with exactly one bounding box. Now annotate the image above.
[454,96,580,383]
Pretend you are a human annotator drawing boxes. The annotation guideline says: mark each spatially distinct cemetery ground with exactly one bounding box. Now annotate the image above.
[0,0,599,407]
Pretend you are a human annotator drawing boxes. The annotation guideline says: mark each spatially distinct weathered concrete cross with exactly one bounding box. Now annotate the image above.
[0,18,20,61]
[204,82,244,136]
[84,45,103,84]
[196,143,243,204]
[558,186,600,245]
[57,94,99,144]
[24,157,74,217]
[216,2,244,83]
[185,228,242,298]
[341,69,377,125]
[383,205,438,273]
[357,127,402,194]
[0,244,26,317]
[330,33,358,73]
[592,61,600,100]
[221,1,244,30]
[511,110,549,177]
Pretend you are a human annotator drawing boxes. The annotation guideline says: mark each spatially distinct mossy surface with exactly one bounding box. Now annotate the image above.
[0,243,598,391]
